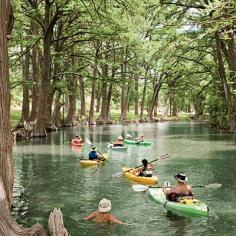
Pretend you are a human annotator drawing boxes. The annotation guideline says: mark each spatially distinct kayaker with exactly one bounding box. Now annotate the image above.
[113,136,124,147]
[84,198,124,224]
[162,172,194,202]
[135,135,144,143]
[73,135,83,144]
[133,159,155,177]
[88,146,103,161]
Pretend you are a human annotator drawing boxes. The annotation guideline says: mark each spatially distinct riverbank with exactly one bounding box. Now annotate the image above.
[11,109,196,127]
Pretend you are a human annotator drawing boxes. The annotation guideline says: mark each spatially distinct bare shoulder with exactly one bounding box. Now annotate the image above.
[187,184,192,190]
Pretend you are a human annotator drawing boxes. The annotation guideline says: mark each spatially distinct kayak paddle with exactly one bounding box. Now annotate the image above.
[132,183,222,192]
[112,153,169,178]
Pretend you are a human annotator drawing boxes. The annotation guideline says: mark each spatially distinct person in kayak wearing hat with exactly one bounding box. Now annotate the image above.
[163,172,194,202]
[132,159,155,177]
[84,198,124,224]
[113,136,124,147]
[88,146,103,161]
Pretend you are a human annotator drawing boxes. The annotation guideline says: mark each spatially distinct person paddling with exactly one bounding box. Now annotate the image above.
[113,136,124,147]
[88,146,103,161]
[74,135,83,144]
[132,159,155,177]
[84,198,124,224]
[162,172,194,202]
[135,135,144,144]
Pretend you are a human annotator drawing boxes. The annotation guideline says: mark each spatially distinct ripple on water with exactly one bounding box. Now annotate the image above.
[12,123,236,235]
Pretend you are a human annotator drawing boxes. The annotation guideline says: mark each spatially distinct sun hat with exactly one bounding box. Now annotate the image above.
[98,198,112,213]
[117,136,123,140]
[174,172,188,183]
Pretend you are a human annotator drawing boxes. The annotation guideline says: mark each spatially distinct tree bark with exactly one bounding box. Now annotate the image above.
[0,0,14,209]
[139,68,148,120]
[120,78,132,122]
[29,17,40,122]
[34,1,61,137]
[148,75,163,121]
[215,31,235,130]
[66,76,77,126]
[134,77,139,115]
[51,91,63,127]
[88,42,99,125]
[98,76,108,123]
[20,51,30,123]
[95,82,101,113]
[79,76,85,116]
[48,208,69,236]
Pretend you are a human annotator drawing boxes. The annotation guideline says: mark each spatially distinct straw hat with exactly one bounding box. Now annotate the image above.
[98,198,112,213]
[174,172,188,183]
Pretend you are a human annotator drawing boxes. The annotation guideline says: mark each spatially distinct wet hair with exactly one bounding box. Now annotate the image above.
[142,159,148,167]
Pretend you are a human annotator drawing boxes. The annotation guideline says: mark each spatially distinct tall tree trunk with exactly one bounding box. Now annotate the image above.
[120,78,132,121]
[51,91,62,127]
[172,100,178,117]
[215,31,235,130]
[98,71,108,123]
[34,2,52,136]
[29,24,40,122]
[120,63,125,114]
[139,77,147,120]
[79,76,85,116]
[20,51,30,123]
[134,77,139,115]
[105,67,115,120]
[148,75,163,121]
[66,76,77,126]
[34,1,61,136]
[95,82,101,113]
[0,0,14,209]
[88,42,99,125]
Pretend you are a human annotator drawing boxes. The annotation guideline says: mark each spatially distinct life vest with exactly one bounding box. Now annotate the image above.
[89,151,98,160]
[168,191,193,202]
[139,167,152,177]
[179,198,199,204]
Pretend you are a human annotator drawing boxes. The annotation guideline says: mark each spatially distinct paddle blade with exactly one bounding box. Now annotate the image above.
[86,138,92,146]
[112,172,123,178]
[132,184,149,192]
[205,183,222,189]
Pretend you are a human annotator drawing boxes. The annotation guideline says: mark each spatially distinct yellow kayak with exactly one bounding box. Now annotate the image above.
[80,154,108,167]
[122,167,158,185]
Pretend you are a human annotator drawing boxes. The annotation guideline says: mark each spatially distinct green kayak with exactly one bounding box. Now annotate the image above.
[149,188,209,217]
[124,139,153,146]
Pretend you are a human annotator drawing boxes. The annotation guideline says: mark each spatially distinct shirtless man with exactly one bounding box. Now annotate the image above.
[84,198,123,224]
[163,172,194,202]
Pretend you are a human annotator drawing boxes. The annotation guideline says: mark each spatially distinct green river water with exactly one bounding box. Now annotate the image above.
[12,122,236,235]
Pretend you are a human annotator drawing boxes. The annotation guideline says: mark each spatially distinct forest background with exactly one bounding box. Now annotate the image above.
[8,0,236,137]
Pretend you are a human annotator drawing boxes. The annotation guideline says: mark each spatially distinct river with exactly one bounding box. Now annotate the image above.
[12,122,236,235]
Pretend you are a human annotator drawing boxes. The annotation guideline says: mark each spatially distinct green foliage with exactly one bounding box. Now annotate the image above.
[8,0,235,130]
